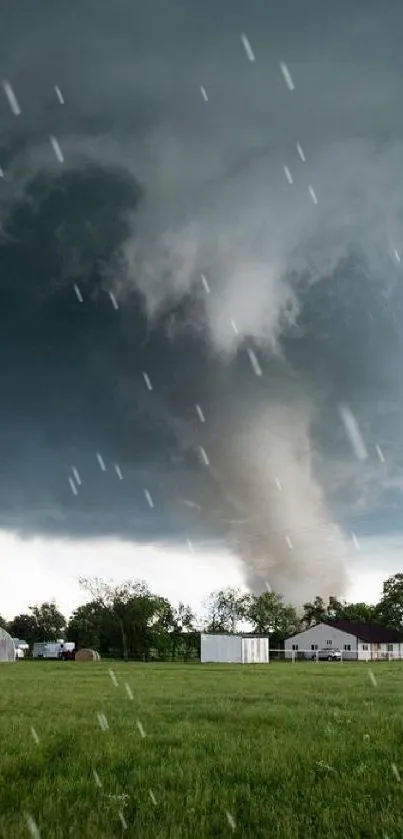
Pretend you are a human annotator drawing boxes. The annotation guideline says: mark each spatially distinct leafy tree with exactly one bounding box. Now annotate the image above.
[326,596,344,618]
[175,602,195,632]
[303,596,377,627]
[167,602,196,661]
[8,602,65,645]
[79,577,169,660]
[301,596,327,627]
[146,597,176,660]
[7,613,38,646]
[29,602,66,640]
[66,601,106,650]
[375,574,403,629]
[204,587,249,633]
[337,602,377,623]
[247,592,301,648]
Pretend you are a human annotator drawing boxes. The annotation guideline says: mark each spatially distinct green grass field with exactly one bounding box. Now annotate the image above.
[0,661,402,838]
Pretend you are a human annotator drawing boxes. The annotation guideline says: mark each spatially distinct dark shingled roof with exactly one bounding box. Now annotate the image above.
[325,619,403,643]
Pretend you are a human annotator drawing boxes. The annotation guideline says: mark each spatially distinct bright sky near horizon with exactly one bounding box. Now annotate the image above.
[1,529,401,622]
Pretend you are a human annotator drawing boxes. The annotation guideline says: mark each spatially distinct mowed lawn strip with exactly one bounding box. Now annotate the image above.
[0,662,402,838]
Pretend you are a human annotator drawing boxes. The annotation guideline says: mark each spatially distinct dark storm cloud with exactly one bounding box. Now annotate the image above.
[1,0,403,602]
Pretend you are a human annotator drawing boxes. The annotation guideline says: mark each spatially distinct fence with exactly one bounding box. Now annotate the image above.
[270,648,403,662]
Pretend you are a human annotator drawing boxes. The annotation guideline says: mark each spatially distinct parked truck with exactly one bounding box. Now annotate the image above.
[32,640,75,660]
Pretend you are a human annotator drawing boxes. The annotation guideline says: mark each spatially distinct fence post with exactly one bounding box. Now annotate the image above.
[292,650,295,664]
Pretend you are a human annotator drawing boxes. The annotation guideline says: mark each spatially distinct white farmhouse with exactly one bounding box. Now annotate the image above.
[284,620,403,661]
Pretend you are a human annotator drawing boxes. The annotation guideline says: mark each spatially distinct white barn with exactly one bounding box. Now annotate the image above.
[200,633,269,664]
[284,620,403,661]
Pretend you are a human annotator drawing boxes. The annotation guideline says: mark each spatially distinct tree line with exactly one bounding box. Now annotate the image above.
[2,573,403,661]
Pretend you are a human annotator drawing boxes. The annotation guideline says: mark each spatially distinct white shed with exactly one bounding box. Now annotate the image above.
[200,633,269,664]
[284,620,403,661]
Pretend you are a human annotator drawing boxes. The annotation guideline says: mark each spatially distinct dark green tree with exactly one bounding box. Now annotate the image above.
[168,602,197,661]
[78,577,172,660]
[247,591,301,648]
[7,613,38,646]
[338,602,377,623]
[375,574,403,629]
[301,596,327,627]
[8,603,65,645]
[29,602,66,640]
[326,596,344,618]
[66,601,106,650]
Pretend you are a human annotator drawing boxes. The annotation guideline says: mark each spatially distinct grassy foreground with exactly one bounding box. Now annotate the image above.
[0,661,402,838]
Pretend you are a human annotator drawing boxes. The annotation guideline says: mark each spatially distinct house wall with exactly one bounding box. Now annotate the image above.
[357,641,403,661]
[200,634,242,663]
[382,642,403,660]
[284,624,358,659]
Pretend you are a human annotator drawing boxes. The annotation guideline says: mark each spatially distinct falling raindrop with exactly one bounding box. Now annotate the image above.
[54,85,64,104]
[3,80,21,114]
[283,165,293,184]
[247,348,262,376]
[144,489,154,508]
[68,477,77,496]
[142,371,153,391]
[74,283,83,303]
[240,33,255,62]
[195,404,206,423]
[296,142,306,162]
[49,135,64,163]
[339,405,368,460]
[199,446,210,466]
[200,273,210,294]
[280,62,295,90]
[96,453,106,471]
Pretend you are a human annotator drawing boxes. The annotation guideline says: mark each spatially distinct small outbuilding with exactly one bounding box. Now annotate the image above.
[284,620,403,661]
[0,628,15,662]
[200,633,269,664]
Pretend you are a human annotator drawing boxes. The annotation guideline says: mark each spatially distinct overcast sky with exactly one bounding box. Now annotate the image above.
[1,0,403,619]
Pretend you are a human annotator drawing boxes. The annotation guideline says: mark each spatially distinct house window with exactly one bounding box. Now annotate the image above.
[311,644,318,650]
[326,640,332,646]
[362,644,369,651]
[344,644,351,651]
[292,644,298,651]
[387,644,394,652]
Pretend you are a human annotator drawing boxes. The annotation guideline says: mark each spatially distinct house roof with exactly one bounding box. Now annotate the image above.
[325,619,403,643]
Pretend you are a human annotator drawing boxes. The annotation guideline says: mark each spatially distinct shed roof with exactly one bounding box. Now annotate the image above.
[200,632,269,639]
[325,619,403,643]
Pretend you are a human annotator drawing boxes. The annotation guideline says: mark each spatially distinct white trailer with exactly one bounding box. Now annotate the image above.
[12,639,28,659]
[200,633,269,664]
[33,641,75,659]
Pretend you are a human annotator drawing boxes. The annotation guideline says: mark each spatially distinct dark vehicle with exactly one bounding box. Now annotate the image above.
[61,649,75,661]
